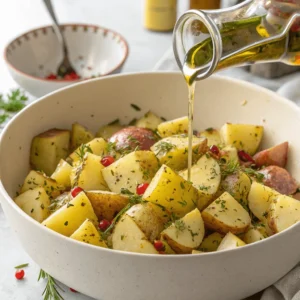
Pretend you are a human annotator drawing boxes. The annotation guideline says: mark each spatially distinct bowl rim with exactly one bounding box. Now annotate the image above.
[1,71,300,259]
[3,23,129,82]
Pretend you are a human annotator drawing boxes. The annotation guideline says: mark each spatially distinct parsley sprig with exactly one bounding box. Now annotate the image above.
[154,141,176,155]
[0,89,28,124]
[38,269,64,300]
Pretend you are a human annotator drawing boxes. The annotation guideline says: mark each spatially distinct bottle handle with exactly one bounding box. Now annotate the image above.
[173,9,223,81]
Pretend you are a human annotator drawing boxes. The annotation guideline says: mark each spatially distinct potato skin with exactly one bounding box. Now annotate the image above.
[253,142,288,168]
[259,165,298,195]
[109,127,158,151]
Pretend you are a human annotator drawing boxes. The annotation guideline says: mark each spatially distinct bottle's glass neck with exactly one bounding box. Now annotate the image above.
[174,0,300,83]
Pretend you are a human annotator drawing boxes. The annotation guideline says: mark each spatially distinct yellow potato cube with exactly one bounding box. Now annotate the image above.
[199,232,224,252]
[217,232,246,251]
[157,116,188,138]
[51,159,72,188]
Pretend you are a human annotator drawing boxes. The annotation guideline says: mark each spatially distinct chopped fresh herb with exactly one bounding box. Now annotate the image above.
[130,103,141,111]
[64,221,68,226]
[174,220,186,234]
[220,159,240,178]
[67,203,74,208]
[243,168,265,182]
[180,182,185,189]
[0,89,28,113]
[38,269,64,300]
[108,118,120,126]
[0,113,9,124]
[205,127,214,132]
[128,118,137,126]
[15,263,29,269]
[75,144,93,160]
[178,199,187,207]
[155,141,176,155]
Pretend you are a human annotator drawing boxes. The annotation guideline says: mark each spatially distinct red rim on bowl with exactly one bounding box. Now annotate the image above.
[3,23,129,82]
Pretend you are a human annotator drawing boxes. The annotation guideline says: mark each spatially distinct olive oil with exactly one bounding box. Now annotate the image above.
[184,15,300,179]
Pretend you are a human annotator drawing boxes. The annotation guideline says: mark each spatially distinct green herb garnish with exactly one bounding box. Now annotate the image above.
[75,144,93,160]
[38,269,64,300]
[130,104,141,111]
[155,141,176,155]
[15,263,29,269]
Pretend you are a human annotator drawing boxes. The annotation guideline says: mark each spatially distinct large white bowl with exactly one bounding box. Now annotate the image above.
[4,24,128,97]
[1,73,300,300]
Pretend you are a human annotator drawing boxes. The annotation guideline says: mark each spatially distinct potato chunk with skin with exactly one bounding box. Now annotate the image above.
[85,191,129,221]
[220,123,263,155]
[199,232,224,252]
[15,187,50,222]
[259,165,298,195]
[220,146,239,163]
[30,128,70,175]
[248,181,280,221]
[42,192,98,236]
[221,171,251,207]
[102,151,159,194]
[126,203,165,242]
[21,170,63,199]
[151,135,207,171]
[180,155,221,210]
[69,138,107,163]
[199,128,222,147]
[71,123,94,150]
[157,116,188,138]
[217,232,246,251]
[70,219,107,248]
[143,164,198,218]
[51,159,72,188]
[254,142,288,168]
[112,214,158,254]
[71,152,108,191]
[135,111,163,130]
[268,195,300,233]
[161,208,205,254]
[202,192,251,234]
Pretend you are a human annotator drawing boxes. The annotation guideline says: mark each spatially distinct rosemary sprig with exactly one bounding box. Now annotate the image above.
[15,263,29,269]
[75,144,93,161]
[38,269,64,300]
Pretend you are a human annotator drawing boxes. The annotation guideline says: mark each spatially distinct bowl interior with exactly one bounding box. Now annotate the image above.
[1,73,300,198]
[5,24,128,79]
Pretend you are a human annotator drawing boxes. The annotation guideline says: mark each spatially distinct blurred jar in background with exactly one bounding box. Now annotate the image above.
[144,0,177,31]
[189,0,221,9]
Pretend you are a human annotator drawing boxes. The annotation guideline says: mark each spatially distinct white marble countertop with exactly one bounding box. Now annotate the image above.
[0,1,187,299]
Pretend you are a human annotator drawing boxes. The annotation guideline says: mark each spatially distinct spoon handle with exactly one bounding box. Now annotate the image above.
[43,0,68,55]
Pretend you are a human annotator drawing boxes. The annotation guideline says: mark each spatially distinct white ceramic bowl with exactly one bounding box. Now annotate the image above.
[4,24,128,97]
[1,73,300,300]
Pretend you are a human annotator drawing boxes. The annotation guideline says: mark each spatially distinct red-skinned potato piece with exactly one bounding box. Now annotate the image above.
[293,193,300,201]
[259,165,298,195]
[253,142,288,168]
[109,127,158,151]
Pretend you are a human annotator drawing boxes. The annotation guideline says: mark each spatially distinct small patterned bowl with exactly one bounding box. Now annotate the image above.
[4,24,129,97]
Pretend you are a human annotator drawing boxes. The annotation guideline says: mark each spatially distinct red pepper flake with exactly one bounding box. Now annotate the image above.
[136,183,150,195]
[209,145,220,156]
[238,150,255,164]
[70,288,77,293]
[71,186,83,198]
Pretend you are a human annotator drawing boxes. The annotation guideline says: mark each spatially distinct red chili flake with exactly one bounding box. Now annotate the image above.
[70,288,77,293]
[15,269,25,280]
[238,150,255,164]
[101,156,115,167]
[71,186,83,198]
[209,145,220,156]
[136,183,150,195]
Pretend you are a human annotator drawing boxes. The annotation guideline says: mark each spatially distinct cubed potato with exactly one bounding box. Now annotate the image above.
[112,214,158,254]
[30,128,70,175]
[220,145,239,163]
[96,119,123,140]
[268,195,300,233]
[180,155,221,210]
[220,123,264,155]
[259,165,298,195]
[151,135,207,171]
[221,171,251,207]
[51,159,72,188]
[15,187,50,222]
[70,219,107,248]
[253,142,288,168]
[71,152,108,191]
[21,170,63,199]
[48,192,71,213]
[217,232,246,251]
[202,192,251,234]
[199,128,222,147]
[71,123,94,150]
[42,191,98,236]
[248,181,280,221]
[126,203,165,242]
[143,164,198,218]
[135,111,163,130]
[161,208,205,254]
[199,232,224,252]
[102,151,159,194]
[157,116,188,138]
[243,224,267,244]
[69,138,107,163]
[85,191,129,221]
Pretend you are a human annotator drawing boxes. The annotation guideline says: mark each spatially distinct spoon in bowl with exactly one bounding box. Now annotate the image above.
[43,0,77,78]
